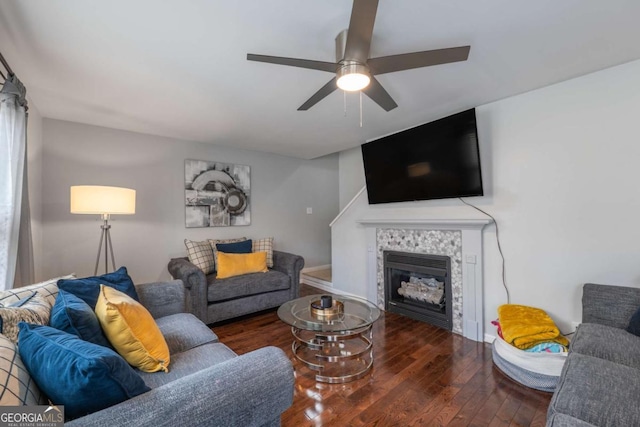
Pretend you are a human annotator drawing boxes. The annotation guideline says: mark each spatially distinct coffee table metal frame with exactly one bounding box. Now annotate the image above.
[278,295,380,383]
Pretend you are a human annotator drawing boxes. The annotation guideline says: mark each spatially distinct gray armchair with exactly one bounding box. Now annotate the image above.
[168,250,304,324]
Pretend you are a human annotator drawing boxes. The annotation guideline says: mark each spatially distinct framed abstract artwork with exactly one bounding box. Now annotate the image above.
[184,159,251,227]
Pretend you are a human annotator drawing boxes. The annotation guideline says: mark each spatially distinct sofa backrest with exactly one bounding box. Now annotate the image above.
[583,283,640,329]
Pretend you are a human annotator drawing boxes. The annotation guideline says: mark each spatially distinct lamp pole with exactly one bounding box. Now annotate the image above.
[94,213,116,275]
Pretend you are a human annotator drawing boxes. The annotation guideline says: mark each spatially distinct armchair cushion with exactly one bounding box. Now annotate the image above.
[207,270,290,302]
[58,267,139,310]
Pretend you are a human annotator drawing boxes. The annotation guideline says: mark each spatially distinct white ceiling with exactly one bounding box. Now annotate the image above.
[2,0,640,159]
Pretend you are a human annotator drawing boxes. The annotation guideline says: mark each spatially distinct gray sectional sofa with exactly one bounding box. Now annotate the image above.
[547,283,640,427]
[168,250,304,324]
[69,279,294,427]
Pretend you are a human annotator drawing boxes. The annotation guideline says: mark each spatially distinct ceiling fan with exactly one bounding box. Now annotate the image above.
[247,0,470,112]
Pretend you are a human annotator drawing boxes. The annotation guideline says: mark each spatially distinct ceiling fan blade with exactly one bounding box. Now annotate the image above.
[298,77,338,111]
[368,46,470,75]
[343,0,379,63]
[362,76,397,111]
[247,54,337,73]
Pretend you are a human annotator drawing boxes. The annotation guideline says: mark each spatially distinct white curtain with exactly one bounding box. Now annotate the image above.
[0,74,28,291]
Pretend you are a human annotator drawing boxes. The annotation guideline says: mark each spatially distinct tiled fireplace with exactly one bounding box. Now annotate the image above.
[357,219,491,342]
[384,250,453,331]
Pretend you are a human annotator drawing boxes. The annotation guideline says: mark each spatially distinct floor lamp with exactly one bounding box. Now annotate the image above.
[70,186,136,275]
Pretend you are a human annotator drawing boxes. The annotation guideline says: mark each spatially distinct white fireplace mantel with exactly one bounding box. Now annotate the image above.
[357,218,492,230]
[357,217,492,342]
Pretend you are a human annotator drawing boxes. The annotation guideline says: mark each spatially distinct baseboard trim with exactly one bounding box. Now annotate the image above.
[301,264,331,273]
[301,275,332,288]
[301,278,333,293]
[484,333,496,343]
[301,279,365,299]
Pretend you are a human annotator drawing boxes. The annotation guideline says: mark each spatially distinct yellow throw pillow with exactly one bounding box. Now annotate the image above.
[94,285,170,373]
[216,252,268,279]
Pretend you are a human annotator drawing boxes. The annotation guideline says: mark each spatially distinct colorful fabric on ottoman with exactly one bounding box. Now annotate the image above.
[498,304,569,350]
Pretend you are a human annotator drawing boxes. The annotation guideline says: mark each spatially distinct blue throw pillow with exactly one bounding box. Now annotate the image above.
[216,239,253,254]
[626,306,640,337]
[57,266,139,309]
[18,323,150,420]
[50,290,112,348]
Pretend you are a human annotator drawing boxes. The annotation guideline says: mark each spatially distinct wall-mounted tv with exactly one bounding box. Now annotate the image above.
[361,108,483,204]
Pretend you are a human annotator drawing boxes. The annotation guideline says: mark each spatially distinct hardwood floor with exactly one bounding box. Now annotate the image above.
[212,285,551,426]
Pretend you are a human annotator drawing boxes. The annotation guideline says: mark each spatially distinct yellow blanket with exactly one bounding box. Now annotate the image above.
[498,304,569,350]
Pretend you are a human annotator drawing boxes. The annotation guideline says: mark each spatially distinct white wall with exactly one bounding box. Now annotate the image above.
[334,58,640,338]
[42,119,338,283]
[26,101,43,281]
[338,146,365,210]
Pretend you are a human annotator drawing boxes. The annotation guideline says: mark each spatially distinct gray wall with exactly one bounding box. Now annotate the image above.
[41,119,338,283]
[338,146,365,210]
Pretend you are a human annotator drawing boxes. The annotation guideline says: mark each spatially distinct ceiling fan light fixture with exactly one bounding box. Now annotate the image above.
[336,62,370,92]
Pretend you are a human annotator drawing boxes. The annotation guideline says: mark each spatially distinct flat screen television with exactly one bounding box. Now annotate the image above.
[361,108,483,204]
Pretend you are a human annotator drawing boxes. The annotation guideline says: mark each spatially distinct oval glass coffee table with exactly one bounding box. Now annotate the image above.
[277,294,381,383]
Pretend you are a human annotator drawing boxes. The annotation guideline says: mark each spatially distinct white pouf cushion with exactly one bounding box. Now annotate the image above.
[492,336,567,392]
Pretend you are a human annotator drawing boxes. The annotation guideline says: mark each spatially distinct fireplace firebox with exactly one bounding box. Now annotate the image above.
[384,250,452,330]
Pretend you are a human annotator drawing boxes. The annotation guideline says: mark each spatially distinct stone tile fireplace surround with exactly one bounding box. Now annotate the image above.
[357,219,492,342]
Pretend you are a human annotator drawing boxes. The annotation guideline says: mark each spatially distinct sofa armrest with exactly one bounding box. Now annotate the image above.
[135,280,186,319]
[167,257,208,322]
[67,346,294,427]
[272,250,304,300]
[582,283,640,329]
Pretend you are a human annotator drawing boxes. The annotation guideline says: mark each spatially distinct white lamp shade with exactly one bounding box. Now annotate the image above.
[70,186,136,215]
